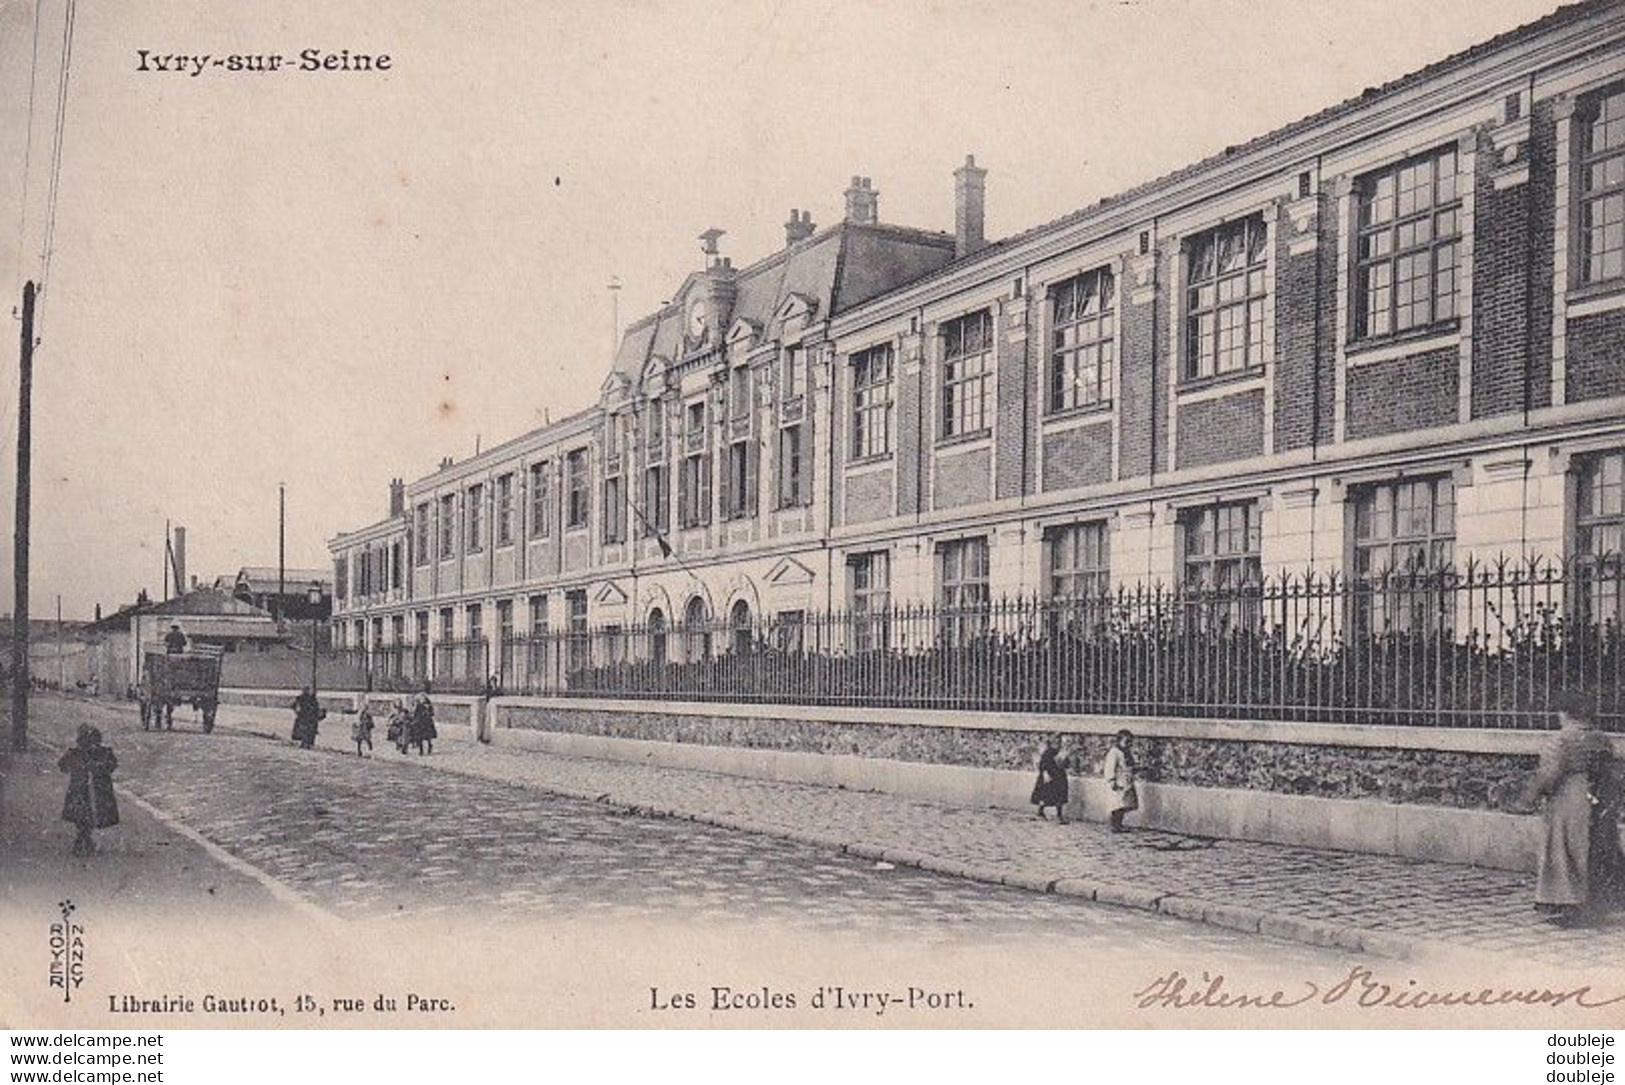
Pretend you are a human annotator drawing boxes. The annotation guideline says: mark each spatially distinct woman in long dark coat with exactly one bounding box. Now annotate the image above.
[1031,735,1069,823]
[409,692,437,755]
[59,725,118,856]
[291,687,322,749]
[1521,694,1624,926]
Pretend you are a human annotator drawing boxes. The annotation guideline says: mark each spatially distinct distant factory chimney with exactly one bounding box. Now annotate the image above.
[954,154,987,258]
[172,526,187,597]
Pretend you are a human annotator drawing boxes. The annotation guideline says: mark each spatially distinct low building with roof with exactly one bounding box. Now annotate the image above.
[119,588,285,690]
[225,566,334,620]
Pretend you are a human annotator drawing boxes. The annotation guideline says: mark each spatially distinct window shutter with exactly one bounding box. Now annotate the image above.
[719,446,733,519]
[799,424,813,506]
[700,454,713,525]
[747,441,759,517]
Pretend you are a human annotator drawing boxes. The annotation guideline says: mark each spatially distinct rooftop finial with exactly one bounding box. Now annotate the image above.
[699,228,727,266]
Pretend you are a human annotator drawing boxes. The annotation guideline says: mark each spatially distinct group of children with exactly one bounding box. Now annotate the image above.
[1030,730,1141,833]
[349,694,437,757]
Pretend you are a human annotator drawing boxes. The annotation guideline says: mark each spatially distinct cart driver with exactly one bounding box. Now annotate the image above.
[164,624,188,654]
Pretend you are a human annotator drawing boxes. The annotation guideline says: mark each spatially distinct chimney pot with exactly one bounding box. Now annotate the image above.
[844,174,880,225]
[785,207,817,245]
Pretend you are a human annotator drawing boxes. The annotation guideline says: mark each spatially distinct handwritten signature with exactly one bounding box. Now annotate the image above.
[1134,966,1625,1011]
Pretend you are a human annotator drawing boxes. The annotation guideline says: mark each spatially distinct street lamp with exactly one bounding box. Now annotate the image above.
[307,581,323,698]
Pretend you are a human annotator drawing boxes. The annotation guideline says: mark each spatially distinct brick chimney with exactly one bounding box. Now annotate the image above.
[784,209,815,245]
[954,154,987,258]
[389,477,406,517]
[843,176,878,225]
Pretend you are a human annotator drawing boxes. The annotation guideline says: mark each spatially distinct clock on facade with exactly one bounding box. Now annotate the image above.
[688,300,709,340]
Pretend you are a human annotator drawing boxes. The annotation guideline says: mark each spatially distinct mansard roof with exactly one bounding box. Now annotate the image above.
[609,220,953,380]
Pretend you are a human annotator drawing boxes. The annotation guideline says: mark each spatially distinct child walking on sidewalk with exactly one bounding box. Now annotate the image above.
[352,701,376,757]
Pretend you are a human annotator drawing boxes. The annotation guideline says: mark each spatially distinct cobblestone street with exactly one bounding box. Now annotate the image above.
[16,696,1347,970]
[191,697,1625,970]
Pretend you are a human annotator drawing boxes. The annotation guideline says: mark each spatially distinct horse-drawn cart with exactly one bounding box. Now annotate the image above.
[139,648,222,732]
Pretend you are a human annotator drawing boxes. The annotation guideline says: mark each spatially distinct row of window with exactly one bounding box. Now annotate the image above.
[338,444,1625,622]
[841,86,1624,450]
[343,88,1625,603]
[391,420,815,570]
[336,542,403,603]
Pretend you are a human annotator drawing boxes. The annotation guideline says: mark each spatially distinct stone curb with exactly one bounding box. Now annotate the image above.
[95,706,1460,964]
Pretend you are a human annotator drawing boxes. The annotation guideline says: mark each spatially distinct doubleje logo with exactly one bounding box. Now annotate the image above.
[48,900,85,1003]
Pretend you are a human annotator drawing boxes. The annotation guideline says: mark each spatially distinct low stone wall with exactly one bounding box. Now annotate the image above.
[220,689,359,714]
[493,703,1540,812]
[486,698,1623,873]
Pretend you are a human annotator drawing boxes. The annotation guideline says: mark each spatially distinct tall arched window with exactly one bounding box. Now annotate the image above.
[684,597,710,662]
[730,599,753,654]
[648,607,668,667]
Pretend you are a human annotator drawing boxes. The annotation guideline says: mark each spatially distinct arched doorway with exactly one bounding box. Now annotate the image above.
[648,607,668,667]
[730,598,753,654]
[683,597,710,662]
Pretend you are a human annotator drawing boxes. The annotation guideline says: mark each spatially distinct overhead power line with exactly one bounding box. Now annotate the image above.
[39,0,79,297]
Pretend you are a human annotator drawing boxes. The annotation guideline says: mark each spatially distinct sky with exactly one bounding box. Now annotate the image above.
[0,0,1570,619]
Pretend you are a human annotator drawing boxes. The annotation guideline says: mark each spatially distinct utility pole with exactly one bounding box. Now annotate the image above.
[56,594,63,691]
[278,483,286,624]
[11,281,36,751]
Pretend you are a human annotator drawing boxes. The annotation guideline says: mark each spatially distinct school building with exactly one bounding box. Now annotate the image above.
[318,1,1625,868]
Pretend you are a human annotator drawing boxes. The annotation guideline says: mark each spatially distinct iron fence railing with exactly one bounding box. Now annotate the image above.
[322,558,1624,727]
[525,558,1623,728]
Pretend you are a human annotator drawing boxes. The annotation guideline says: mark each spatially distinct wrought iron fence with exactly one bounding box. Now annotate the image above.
[322,558,1623,727]
[507,557,1623,729]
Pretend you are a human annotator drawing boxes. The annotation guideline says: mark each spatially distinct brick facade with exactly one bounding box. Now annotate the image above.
[1566,310,1625,402]
[1175,388,1266,471]
[1117,266,1159,481]
[1041,421,1113,493]
[1344,348,1460,441]
[993,305,1029,501]
[932,445,992,510]
[1272,195,1333,453]
[843,469,894,525]
[1471,129,1540,419]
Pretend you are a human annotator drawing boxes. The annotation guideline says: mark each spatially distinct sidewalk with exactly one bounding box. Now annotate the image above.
[0,728,289,923]
[202,699,1625,969]
[0,714,296,1026]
